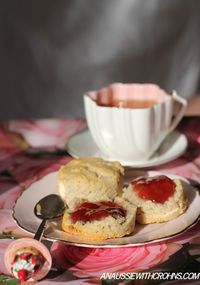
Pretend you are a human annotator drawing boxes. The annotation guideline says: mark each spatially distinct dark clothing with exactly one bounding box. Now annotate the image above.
[0,0,200,119]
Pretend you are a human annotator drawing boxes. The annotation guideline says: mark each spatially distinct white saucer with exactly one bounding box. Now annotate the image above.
[66,129,188,168]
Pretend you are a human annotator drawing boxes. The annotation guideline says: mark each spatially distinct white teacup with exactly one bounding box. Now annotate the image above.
[84,83,187,162]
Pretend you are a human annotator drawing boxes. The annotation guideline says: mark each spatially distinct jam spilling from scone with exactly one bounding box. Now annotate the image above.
[71,201,126,223]
[131,175,175,204]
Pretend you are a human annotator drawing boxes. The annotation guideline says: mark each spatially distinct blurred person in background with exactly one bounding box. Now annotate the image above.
[0,0,200,120]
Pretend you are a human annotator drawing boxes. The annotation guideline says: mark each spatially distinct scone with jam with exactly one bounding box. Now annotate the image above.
[62,197,137,240]
[123,175,188,224]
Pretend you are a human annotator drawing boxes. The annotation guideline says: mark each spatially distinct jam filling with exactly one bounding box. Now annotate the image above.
[131,175,175,204]
[11,247,45,282]
[71,201,126,223]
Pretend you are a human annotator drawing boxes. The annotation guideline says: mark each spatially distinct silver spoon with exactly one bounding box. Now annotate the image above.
[34,194,66,241]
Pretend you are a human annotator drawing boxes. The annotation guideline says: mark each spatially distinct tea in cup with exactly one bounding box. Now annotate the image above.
[84,83,187,162]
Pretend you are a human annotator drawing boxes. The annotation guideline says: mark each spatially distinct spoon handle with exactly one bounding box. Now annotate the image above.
[34,219,47,241]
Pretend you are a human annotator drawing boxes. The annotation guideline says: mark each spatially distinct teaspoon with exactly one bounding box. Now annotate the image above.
[34,194,66,241]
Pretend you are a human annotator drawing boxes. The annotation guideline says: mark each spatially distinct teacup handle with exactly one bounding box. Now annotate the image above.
[168,91,187,133]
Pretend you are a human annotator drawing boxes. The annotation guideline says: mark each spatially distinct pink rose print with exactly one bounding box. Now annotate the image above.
[51,243,182,279]
[9,154,71,187]
[0,239,12,275]
[0,125,26,174]
[0,124,26,172]
[0,209,28,236]
[0,182,23,209]
[0,176,18,193]
[39,280,88,285]
[186,236,200,263]
[0,124,25,150]
[9,119,86,148]
[155,159,200,183]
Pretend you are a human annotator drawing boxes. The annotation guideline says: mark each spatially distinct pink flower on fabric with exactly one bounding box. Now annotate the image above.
[0,184,23,209]
[0,176,17,194]
[9,119,86,148]
[0,239,12,275]
[0,125,25,150]
[9,154,71,187]
[0,176,24,210]
[0,209,28,236]
[39,279,89,285]
[155,158,200,183]
[0,125,26,172]
[51,242,182,278]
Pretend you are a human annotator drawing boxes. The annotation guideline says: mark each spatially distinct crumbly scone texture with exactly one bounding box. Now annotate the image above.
[58,157,124,209]
[122,178,188,224]
[61,197,137,240]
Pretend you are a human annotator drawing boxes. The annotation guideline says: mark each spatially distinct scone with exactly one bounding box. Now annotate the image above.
[58,157,124,209]
[61,197,137,240]
[123,175,188,224]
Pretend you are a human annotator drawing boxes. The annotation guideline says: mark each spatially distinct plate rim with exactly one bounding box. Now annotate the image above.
[12,171,200,248]
[66,129,188,168]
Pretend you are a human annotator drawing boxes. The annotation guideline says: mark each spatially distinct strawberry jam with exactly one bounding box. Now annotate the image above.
[11,248,45,282]
[131,175,175,204]
[71,201,126,223]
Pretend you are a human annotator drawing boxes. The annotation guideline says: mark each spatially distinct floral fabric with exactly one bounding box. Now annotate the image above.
[0,117,200,285]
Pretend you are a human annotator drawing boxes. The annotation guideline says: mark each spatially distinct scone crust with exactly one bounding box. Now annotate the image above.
[123,178,188,224]
[58,158,124,209]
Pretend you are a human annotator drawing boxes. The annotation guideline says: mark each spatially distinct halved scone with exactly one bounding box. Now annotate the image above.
[61,197,137,240]
[123,175,188,224]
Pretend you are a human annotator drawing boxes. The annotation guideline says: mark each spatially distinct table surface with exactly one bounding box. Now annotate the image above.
[0,117,200,285]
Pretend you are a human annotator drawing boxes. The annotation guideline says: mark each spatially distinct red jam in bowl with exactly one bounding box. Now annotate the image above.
[131,175,175,204]
[71,201,126,223]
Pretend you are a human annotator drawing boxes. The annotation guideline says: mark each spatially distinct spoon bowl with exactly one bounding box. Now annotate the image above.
[34,194,66,220]
[34,194,65,241]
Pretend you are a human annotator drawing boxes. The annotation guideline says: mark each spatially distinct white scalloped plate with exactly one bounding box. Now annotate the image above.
[13,171,200,248]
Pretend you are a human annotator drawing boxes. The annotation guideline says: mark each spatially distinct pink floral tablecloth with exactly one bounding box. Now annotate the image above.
[0,117,200,285]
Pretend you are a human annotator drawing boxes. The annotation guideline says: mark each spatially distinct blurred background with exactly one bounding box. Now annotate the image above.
[0,0,200,120]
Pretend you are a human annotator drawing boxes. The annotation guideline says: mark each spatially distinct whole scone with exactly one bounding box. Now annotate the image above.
[58,157,124,209]
[123,175,188,224]
[61,197,137,240]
